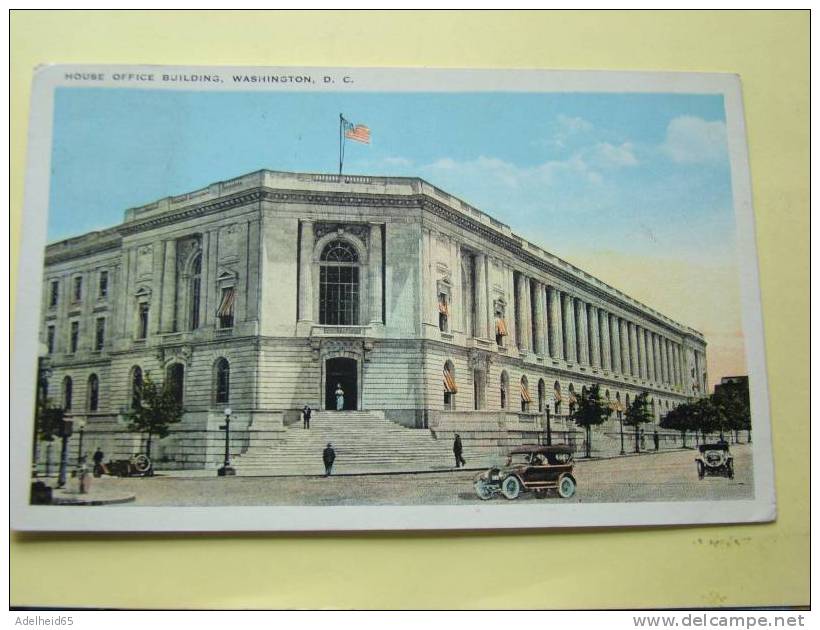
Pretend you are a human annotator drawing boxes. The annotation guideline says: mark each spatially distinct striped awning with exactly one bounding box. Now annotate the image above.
[554,389,562,403]
[495,318,508,336]
[443,369,458,394]
[609,400,625,412]
[520,383,532,403]
[438,300,450,316]
[217,287,236,317]
[568,392,578,405]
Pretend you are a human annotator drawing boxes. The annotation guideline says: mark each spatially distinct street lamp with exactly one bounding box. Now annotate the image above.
[56,418,74,489]
[217,407,235,477]
[618,411,625,456]
[76,417,87,467]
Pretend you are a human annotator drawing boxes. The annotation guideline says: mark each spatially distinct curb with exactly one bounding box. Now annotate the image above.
[51,493,137,506]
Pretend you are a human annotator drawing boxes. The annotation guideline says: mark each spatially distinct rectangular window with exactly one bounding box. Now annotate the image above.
[138,304,149,339]
[319,266,359,325]
[98,271,108,299]
[217,287,235,329]
[95,317,105,351]
[438,293,449,332]
[70,321,79,353]
[73,276,82,302]
[49,281,59,308]
[46,326,55,354]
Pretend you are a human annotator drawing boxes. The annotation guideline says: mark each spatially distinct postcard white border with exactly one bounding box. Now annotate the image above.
[11,65,776,531]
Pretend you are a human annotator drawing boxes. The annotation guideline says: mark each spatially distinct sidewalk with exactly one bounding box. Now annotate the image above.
[33,476,137,506]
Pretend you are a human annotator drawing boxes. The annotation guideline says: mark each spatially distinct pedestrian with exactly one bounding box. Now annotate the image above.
[653,429,660,451]
[323,442,336,476]
[302,404,312,429]
[453,433,466,468]
[92,446,106,477]
[334,384,345,411]
[640,429,646,450]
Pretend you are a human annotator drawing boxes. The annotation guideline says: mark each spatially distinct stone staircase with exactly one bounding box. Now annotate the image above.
[232,410,455,476]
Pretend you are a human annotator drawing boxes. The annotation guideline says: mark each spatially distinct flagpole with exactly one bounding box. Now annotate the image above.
[339,113,344,176]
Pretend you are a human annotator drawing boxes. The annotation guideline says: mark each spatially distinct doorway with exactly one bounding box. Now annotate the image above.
[325,357,358,410]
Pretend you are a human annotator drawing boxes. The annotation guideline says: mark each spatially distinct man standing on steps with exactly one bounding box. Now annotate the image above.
[302,404,312,429]
[453,434,466,468]
[323,442,336,476]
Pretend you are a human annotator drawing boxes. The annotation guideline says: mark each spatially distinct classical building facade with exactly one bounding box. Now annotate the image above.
[38,170,708,469]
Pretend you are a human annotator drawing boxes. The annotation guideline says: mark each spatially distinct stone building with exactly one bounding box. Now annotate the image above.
[37,169,708,470]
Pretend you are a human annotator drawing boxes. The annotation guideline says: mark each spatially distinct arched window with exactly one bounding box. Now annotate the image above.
[87,374,99,412]
[63,376,73,411]
[443,360,457,410]
[189,253,202,330]
[554,380,562,414]
[625,393,631,412]
[319,239,360,325]
[651,398,657,421]
[131,366,143,409]
[568,384,577,414]
[215,358,230,404]
[520,375,531,412]
[500,371,509,409]
[537,379,546,413]
[167,363,185,406]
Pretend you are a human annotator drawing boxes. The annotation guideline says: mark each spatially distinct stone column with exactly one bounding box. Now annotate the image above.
[668,340,676,386]
[368,223,383,325]
[674,344,682,389]
[599,309,611,371]
[646,330,655,384]
[660,338,669,383]
[474,253,489,340]
[653,334,662,383]
[637,325,648,379]
[533,281,546,356]
[610,314,622,373]
[589,305,601,368]
[620,318,631,375]
[160,239,177,332]
[298,220,314,324]
[516,274,530,351]
[576,300,589,365]
[505,265,516,348]
[548,286,563,359]
[628,323,640,377]
[563,294,577,363]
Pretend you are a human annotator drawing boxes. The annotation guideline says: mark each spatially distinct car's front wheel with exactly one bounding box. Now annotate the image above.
[501,475,522,500]
[474,479,493,500]
[558,475,576,499]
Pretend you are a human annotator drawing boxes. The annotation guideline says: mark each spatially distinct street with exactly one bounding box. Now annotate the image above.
[79,444,754,507]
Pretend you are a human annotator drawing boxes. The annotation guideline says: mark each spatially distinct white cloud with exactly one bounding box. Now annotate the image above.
[557,114,593,134]
[662,116,728,164]
[590,142,638,168]
[381,156,413,167]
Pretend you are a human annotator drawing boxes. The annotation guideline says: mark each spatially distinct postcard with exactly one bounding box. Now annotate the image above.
[11,65,775,531]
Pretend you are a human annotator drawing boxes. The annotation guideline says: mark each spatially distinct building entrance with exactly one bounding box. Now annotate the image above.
[325,357,358,410]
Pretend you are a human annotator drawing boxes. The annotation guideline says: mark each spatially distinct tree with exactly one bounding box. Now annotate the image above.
[32,397,64,475]
[571,384,612,458]
[691,397,721,441]
[712,379,751,443]
[623,392,653,453]
[660,402,696,448]
[125,372,183,466]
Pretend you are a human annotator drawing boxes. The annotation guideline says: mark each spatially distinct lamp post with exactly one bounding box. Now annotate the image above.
[56,418,74,489]
[217,407,235,477]
[76,417,87,467]
[618,411,625,455]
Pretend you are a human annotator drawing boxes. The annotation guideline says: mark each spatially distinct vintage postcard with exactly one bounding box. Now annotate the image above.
[11,65,775,531]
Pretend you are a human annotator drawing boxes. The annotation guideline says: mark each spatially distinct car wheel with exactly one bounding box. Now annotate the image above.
[474,479,493,500]
[501,476,522,500]
[697,461,705,480]
[558,475,576,499]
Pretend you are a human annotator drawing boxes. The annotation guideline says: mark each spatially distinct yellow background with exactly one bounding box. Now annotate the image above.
[10,10,809,609]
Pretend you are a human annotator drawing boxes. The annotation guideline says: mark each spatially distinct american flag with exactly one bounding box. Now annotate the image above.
[344,123,371,144]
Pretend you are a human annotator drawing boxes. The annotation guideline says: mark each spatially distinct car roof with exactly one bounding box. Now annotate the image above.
[508,445,573,455]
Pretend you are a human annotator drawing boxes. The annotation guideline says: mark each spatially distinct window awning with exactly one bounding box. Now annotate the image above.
[217,287,236,317]
[438,300,449,316]
[610,400,624,412]
[443,369,458,394]
[520,383,532,403]
[495,318,508,336]
[568,392,578,405]
[554,389,562,403]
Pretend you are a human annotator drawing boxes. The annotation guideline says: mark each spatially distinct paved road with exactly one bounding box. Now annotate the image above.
[87,444,754,507]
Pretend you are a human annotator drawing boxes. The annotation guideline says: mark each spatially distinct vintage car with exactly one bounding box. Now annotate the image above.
[695,443,734,479]
[106,454,153,478]
[473,445,577,500]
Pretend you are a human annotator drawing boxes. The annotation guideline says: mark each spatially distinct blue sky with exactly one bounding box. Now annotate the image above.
[49,88,733,266]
